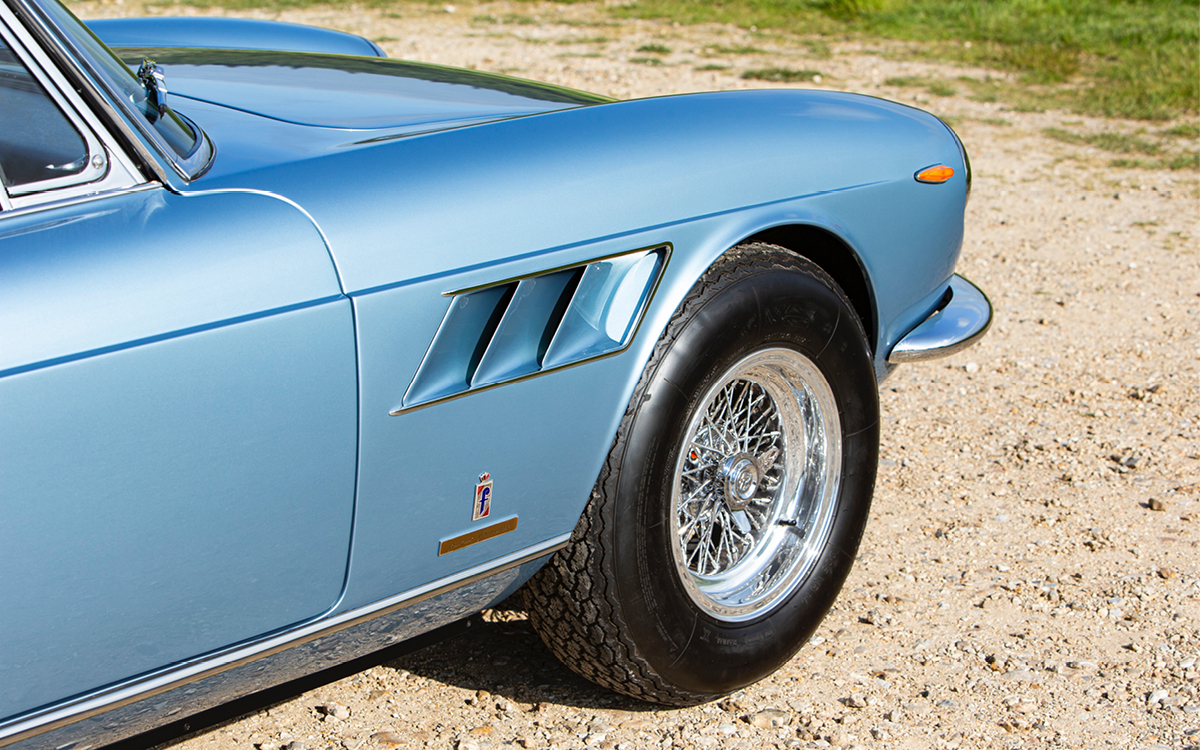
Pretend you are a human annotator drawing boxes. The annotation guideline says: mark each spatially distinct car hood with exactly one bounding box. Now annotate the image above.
[115,48,608,130]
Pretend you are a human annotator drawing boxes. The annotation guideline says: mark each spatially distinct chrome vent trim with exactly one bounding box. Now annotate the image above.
[392,244,669,415]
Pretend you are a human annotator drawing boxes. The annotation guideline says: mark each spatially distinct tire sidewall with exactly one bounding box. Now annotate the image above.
[610,260,880,695]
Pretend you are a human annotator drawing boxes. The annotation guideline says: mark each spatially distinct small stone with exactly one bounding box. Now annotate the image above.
[1181,657,1196,669]
[964,362,980,374]
[1148,498,1166,511]
[370,733,405,747]
[285,743,306,750]
[883,709,900,722]
[1158,567,1177,580]
[718,723,737,735]
[745,709,791,729]
[845,694,867,709]
[584,733,607,746]
[1067,660,1098,670]
[319,703,351,721]
[718,696,747,713]
[1147,690,1169,705]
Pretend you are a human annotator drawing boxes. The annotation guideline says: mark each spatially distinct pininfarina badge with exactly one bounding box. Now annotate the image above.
[473,472,492,521]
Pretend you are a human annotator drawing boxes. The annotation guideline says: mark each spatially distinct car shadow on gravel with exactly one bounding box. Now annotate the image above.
[385,599,657,713]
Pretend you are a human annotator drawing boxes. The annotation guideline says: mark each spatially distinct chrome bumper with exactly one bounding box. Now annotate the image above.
[887,274,992,363]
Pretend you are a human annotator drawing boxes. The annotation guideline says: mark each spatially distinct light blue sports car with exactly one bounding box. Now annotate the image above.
[0,0,991,746]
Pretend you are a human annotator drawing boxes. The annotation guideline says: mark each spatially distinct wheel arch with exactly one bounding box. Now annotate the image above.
[736,224,878,353]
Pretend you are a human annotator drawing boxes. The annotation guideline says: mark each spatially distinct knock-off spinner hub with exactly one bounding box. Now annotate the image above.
[719,453,761,511]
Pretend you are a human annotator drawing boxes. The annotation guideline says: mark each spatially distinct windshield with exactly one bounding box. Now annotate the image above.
[18,0,209,177]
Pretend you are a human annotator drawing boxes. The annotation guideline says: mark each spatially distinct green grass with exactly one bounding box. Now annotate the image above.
[1111,153,1200,170]
[1043,126,1199,170]
[883,75,927,87]
[1163,123,1200,138]
[927,80,957,97]
[884,75,956,97]
[636,43,672,54]
[695,63,732,71]
[556,35,612,44]
[608,0,1199,120]
[629,56,665,65]
[801,39,832,58]
[743,67,822,82]
[703,44,768,55]
[1043,127,1162,155]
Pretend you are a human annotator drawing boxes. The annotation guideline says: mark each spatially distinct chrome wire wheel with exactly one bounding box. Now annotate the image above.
[670,347,842,622]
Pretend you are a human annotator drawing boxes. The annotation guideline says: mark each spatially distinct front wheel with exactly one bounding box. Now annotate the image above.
[524,243,880,705]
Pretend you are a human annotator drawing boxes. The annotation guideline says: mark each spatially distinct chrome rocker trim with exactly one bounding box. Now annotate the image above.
[0,534,570,750]
[887,274,992,363]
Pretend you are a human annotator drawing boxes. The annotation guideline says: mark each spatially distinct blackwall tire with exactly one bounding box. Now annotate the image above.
[524,242,880,705]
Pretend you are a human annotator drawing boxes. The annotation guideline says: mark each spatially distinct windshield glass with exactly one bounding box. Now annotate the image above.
[20,0,207,174]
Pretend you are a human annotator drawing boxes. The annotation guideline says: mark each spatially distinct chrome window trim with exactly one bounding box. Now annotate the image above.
[0,2,144,206]
[0,533,571,747]
[6,0,212,185]
[1,181,157,219]
[8,161,141,210]
[0,182,11,211]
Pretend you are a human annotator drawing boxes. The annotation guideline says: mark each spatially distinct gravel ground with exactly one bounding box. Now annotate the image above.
[73,2,1200,748]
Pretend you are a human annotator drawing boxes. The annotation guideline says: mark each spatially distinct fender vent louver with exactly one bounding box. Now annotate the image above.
[395,245,668,414]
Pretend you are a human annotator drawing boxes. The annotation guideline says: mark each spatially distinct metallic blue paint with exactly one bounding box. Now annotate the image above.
[0,189,343,375]
[0,1,985,746]
[112,48,602,130]
[0,185,358,720]
[0,302,358,719]
[88,16,388,57]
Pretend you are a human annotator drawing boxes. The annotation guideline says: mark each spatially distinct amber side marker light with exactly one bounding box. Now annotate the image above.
[916,164,955,184]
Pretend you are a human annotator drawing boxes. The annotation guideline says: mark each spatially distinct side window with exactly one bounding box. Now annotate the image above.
[0,35,89,189]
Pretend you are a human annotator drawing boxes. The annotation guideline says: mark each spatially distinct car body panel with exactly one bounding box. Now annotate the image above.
[188,87,964,370]
[116,48,603,130]
[88,16,387,57]
[198,89,962,298]
[0,189,344,374]
[0,188,358,719]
